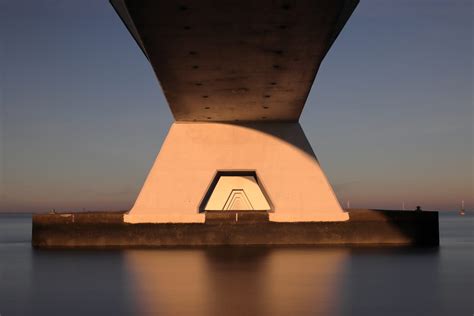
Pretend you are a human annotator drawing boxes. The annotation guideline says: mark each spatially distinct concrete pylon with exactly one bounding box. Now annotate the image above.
[125,122,348,223]
[110,0,358,223]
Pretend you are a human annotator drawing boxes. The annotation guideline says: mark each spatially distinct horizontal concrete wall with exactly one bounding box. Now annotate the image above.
[32,210,439,248]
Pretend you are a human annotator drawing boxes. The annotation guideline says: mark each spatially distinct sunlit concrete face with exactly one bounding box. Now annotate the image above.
[112,0,358,223]
[125,123,347,223]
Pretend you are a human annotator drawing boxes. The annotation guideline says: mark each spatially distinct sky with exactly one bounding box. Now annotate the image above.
[0,0,472,213]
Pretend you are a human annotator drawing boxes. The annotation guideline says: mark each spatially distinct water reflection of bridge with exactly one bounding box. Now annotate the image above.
[126,248,348,316]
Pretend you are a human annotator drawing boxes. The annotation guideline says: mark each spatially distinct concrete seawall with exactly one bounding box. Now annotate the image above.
[32,210,439,248]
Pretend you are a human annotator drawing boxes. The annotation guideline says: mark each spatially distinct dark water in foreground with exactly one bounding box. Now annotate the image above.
[0,213,472,316]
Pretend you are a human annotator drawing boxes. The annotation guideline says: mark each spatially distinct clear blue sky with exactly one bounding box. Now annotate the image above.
[0,0,472,212]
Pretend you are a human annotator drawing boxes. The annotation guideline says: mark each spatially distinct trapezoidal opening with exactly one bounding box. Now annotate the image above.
[199,171,271,212]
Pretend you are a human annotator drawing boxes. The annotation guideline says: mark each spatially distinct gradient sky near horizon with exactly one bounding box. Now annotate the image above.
[0,0,472,213]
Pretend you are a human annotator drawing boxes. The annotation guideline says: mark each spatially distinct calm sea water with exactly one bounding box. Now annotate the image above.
[0,213,472,316]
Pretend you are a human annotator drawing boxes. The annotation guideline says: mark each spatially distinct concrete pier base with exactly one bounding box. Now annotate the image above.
[32,210,439,248]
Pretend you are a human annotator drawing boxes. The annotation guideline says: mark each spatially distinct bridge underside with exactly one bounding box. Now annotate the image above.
[111,0,358,121]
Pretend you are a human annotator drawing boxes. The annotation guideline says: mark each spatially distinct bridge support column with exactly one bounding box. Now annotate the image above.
[124,122,348,223]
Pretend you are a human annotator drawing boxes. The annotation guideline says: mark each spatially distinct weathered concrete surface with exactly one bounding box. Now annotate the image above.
[205,211,270,224]
[32,210,439,248]
[110,0,359,122]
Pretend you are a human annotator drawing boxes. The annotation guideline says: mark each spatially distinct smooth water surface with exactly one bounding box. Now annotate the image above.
[0,213,472,316]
